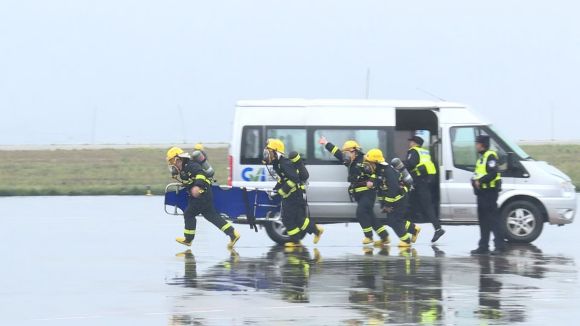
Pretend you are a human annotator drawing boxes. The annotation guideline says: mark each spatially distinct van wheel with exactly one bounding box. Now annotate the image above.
[264,218,305,245]
[501,200,544,243]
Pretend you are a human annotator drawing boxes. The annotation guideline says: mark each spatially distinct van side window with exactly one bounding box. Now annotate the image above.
[313,128,388,161]
[266,128,307,157]
[241,126,262,164]
[451,126,511,172]
[450,127,478,171]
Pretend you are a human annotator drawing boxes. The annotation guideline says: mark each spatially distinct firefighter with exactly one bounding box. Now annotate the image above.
[318,137,389,246]
[404,135,446,243]
[371,149,421,248]
[470,135,506,255]
[166,147,240,248]
[263,139,323,247]
[358,149,393,247]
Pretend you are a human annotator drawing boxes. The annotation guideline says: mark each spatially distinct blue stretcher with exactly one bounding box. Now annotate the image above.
[164,183,281,225]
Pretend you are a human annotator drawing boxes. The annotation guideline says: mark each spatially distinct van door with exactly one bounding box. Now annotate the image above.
[441,125,515,223]
[440,126,479,222]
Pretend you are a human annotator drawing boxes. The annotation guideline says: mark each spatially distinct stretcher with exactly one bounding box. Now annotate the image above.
[164,183,282,228]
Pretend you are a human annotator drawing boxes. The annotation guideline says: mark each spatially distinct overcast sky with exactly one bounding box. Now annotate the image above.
[0,0,579,145]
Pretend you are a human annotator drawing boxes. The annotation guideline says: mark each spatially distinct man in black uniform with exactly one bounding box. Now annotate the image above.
[404,135,445,243]
[370,149,421,248]
[264,139,323,248]
[319,137,389,246]
[166,147,240,248]
[470,136,506,255]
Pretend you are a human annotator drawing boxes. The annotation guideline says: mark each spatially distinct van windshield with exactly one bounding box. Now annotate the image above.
[490,125,531,160]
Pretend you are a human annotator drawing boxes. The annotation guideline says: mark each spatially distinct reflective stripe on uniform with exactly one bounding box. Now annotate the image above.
[384,195,403,202]
[474,150,502,189]
[400,233,411,241]
[375,225,387,233]
[405,220,411,230]
[354,186,370,192]
[278,186,297,198]
[411,147,437,176]
[363,226,373,233]
[195,174,212,184]
[184,229,196,235]
[287,227,301,236]
[331,146,339,155]
[301,217,311,231]
[221,222,232,232]
[291,154,301,163]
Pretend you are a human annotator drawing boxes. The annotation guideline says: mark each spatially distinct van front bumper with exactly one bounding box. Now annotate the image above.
[542,194,577,225]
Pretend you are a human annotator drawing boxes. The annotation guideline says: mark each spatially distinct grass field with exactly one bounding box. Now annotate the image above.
[520,144,579,188]
[0,145,577,196]
[0,147,228,196]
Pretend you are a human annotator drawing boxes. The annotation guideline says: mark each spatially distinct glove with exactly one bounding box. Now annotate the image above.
[382,207,394,213]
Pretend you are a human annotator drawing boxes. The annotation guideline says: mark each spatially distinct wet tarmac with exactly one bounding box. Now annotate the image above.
[0,196,578,325]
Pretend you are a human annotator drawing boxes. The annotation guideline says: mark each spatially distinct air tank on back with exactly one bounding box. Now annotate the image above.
[390,157,414,188]
[191,149,215,178]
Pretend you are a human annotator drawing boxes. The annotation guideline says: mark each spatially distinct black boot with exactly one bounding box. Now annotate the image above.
[431,228,446,243]
[470,247,490,255]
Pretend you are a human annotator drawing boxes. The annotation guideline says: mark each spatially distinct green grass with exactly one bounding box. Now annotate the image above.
[520,144,580,189]
[0,147,228,196]
[0,144,577,196]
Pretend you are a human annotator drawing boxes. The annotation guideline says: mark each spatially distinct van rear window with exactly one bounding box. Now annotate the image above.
[241,126,262,164]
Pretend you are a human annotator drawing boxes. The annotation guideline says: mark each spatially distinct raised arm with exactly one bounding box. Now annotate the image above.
[319,136,344,162]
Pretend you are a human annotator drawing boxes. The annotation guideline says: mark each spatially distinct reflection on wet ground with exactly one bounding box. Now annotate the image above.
[0,196,578,325]
[167,244,577,325]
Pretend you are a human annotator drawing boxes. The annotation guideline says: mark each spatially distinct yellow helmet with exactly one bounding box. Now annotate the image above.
[266,138,285,154]
[342,140,361,151]
[193,143,204,151]
[166,147,184,161]
[365,148,385,163]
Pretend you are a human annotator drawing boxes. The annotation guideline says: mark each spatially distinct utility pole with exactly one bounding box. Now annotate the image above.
[365,68,371,99]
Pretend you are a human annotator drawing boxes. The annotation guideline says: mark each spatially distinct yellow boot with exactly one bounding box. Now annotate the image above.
[398,239,411,248]
[227,230,241,248]
[176,237,192,247]
[362,247,374,255]
[412,225,421,243]
[362,237,374,245]
[175,249,193,258]
[374,236,391,248]
[285,241,302,248]
[313,248,322,263]
[313,225,324,244]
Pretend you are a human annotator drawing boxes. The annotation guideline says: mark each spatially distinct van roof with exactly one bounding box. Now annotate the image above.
[236,98,466,108]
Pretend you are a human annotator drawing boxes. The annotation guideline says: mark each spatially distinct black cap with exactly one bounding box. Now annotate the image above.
[475,135,490,147]
[408,136,424,146]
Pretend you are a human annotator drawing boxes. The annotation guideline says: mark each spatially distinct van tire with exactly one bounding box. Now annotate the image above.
[501,200,544,243]
[264,219,305,245]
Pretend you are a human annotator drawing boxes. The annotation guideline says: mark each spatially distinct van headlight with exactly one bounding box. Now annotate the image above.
[561,181,576,197]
